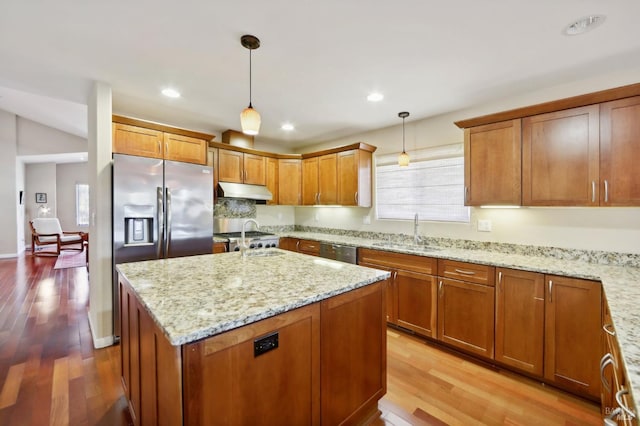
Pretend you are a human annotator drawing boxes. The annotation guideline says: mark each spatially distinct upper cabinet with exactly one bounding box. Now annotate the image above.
[218,149,266,185]
[457,82,640,207]
[302,154,337,205]
[265,157,278,205]
[464,120,521,206]
[600,96,640,206]
[337,148,373,207]
[522,105,600,206]
[112,117,211,165]
[278,159,301,205]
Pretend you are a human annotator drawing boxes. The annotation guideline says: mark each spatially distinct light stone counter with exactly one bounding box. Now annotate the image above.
[280,231,640,409]
[116,249,390,346]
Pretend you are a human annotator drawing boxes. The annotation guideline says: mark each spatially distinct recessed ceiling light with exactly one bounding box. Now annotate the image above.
[563,15,605,35]
[281,123,295,131]
[161,88,181,98]
[367,93,384,102]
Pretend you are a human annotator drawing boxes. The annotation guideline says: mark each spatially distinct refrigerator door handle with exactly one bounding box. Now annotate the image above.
[156,186,164,259]
[165,187,172,257]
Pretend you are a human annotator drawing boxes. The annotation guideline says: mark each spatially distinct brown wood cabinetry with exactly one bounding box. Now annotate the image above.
[278,159,301,205]
[464,120,522,206]
[437,260,495,359]
[523,105,600,206]
[337,149,373,207]
[278,237,321,256]
[302,157,319,205]
[218,149,266,185]
[358,248,437,338]
[265,157,278,205]
[600,96,640,206]
[545,275,602,399]
[212,242,227,254]
[113,123,208,165]
[494,268,544,376]
[302,154,338,205]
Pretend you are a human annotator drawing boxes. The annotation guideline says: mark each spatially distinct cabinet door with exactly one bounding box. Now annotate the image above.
[297,239,320,256]
[302,157,319,205]
[437,278,495,359]
[396,269,437,338]
[278,159,301,205]
[265,157,279,205]
[318,153,337,205]
[337,149,372,207]
[359,261,396,324]
[544,275,602,399]
[464,120,521,206]
[495,268,544,376]
[278,237,297,252]
[163,133,207,165]
[523,105,600,206]
[243,153,266,185]
[212,242,228,254]
[600,96,640,206]
[113,123,163,159]
[218,149,244,183]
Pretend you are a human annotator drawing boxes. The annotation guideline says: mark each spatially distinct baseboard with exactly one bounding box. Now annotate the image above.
[0,252,18,259]
[87,309,115,349]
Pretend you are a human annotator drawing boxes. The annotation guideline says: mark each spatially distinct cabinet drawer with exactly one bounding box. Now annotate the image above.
[438,259,495,286]
[297,239,320,256]
[358,248,437,275]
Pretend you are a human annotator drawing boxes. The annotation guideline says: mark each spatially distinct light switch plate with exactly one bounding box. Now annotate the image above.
[478,219,492,232]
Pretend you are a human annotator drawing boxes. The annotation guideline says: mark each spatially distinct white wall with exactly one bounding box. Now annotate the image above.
[0,109,18,257]
[56,162,89,232]
[17,117,87,155]
[286,72,640,255]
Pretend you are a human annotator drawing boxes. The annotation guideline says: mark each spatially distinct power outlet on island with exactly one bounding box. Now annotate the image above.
[477,219,492,232]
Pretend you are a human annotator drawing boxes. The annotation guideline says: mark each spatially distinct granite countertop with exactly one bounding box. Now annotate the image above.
[116,249,390,346]
[279,231,640,408]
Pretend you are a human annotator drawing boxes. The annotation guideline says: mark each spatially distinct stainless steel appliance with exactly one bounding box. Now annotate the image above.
[214,218,279,252]
[113,153,214,337]
[319,242,357,264]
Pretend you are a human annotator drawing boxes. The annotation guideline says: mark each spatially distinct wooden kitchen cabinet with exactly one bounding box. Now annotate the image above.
[278,237,321,256]
[494,268,544,376]
[600,96,640,206]
[278,159,301,205]
[437,260,495,359]
[218,149,266,185]
[265,157,278,205]
[337,148,373,207]
[302,154,338,205]
[544,275,602,399]
[113,122,207,165]
[523,105,600,206]
[464,119,522,206]
[358,248,438,338]
[212,242,227,254]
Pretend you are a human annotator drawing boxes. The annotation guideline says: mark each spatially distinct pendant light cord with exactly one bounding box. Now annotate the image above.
[248,49,253,108]
[402,117,406,153]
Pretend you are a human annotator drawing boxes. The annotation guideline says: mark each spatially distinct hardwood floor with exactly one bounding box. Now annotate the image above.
[0,254,600,425]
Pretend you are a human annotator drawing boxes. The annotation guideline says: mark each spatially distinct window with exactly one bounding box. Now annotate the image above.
[76,183,90,226]
[376,144,470,223]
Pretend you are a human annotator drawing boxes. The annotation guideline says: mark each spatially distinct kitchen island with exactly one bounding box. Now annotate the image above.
[116,249,390,426]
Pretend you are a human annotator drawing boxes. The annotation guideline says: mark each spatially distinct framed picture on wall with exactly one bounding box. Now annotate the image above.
[35,193,47,203]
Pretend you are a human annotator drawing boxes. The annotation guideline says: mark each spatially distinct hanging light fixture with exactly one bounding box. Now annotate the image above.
[240,34,261,135]
[398,111,410,166]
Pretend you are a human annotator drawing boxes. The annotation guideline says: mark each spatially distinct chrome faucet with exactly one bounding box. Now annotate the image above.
[241,219,260,257]
[413,213,420,245]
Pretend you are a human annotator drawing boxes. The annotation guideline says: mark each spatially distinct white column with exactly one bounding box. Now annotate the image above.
[87,82,114,348]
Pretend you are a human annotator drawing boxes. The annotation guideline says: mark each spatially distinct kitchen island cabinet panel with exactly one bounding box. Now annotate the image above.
[495,268,544,376]
[183,304,320,426]
[545,275,602,400]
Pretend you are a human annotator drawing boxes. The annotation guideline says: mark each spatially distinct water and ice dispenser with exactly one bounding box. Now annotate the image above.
[123,205,154,246]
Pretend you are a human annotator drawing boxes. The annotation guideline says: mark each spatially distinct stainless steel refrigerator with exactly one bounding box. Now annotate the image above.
[112,153,214,338]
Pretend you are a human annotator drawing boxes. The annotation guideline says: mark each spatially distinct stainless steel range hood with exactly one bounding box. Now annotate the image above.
[218,181,273,201]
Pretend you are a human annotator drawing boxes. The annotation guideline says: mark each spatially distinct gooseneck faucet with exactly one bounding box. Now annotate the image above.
[241,219,260,257]
[414,213,420,245]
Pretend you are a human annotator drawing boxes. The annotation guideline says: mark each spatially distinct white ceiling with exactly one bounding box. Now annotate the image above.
[1,0,640,151]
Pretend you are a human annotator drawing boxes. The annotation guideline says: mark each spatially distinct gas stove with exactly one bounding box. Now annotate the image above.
[217,231,280,252]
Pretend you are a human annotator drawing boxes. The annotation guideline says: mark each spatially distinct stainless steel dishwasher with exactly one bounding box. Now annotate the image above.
[319,242,357,264]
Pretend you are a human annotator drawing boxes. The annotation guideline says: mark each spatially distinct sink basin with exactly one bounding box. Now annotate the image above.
[244,250,285,258]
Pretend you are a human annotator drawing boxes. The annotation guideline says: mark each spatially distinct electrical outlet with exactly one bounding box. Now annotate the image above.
[478,219,492,232]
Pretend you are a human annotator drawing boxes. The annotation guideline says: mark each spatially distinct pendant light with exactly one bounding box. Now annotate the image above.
[240,34,261,135]
[398,111,410,166]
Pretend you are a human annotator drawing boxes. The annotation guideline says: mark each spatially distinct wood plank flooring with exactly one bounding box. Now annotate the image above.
[0,253,600,425]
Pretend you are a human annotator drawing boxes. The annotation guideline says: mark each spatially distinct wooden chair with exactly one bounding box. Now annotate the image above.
[29,218,84,256]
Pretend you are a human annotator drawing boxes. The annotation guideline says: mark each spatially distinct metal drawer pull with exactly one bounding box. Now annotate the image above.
[604,179,609,203]
[615,388,636,419]
[498,271,503,291]
[438,280,443,294]
[454,268,476,275]
[600,353,614,392]
[548,280,553,303]
[603,323,616,336]
[591,181,596,203]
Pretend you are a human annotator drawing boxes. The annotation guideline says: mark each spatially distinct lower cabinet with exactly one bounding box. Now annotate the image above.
[358,248,437,338]
[494,268,545,376]
[279,237,321,257]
